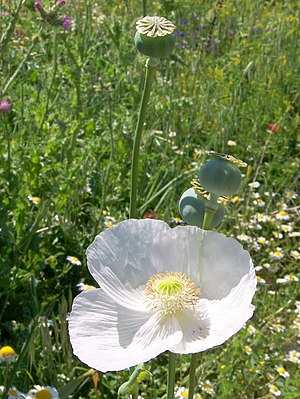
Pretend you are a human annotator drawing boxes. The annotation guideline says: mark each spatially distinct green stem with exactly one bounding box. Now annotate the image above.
[129,57,158,218]
[142,0,147,16]
[202,209,215,230]
[4,121,11,191]
[188,353,198,399]
[202,195,218,230]
[1,26,41,96]
[167,352,176,399]
[0,0,24,57]
[132,385,139,399]
[38,31,58,135]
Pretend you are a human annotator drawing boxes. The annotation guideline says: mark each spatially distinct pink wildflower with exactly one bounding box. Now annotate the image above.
[34,2,42,9]
[0,99,11,113]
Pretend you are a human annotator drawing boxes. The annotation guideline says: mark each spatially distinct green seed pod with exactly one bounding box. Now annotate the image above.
[179,188,225,228]
[199,158,242,197]
[134,16,176,58]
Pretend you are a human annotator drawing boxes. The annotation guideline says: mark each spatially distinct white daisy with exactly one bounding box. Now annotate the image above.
[38,316,54,328]
[175,388,202,399]
[28,195,41,205]
[276,274,299,284]
[0,386,25,399]
[280,224,293,233]
[275,210,290,221]
[253,198,265,207]
[199,380,215,395]
[175,387,189,398]
[256,237,269,245]
[264,263,279,273]
[289,231,300,237]
[66,256,82,266]
[76,283,96,291]
[269,248,284,260]
[268,384,281,396]
[291,250,300,260]
[257,276,266,284]
[256,213,268,223]
[247,325,256,335]
[26,386,59,399]
[245,345,252,355]
[276,366,290,378]
[104,216,116,228]
[248,182,260,189]
[285,190,297,200]
[0,346,17,363]
[69,219,256,372]
[284,350,300,364]
[227,140,237,147]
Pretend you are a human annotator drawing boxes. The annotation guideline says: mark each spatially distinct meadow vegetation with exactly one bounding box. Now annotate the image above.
[0,0,299,398]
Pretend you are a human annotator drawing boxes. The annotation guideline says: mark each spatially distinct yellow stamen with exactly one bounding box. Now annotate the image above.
[144,271,200,315]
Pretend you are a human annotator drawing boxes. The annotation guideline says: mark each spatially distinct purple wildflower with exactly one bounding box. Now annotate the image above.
[178,17,189,27]
[174,29,187,37]
[57,0,65,6]
[34,2,42,9]
[0,99,11,113]
[63,16,71,31]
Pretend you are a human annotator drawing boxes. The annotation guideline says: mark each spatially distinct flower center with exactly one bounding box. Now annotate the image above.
[144,271,200,315]
[0,346,16,356]
[35,390,52,399]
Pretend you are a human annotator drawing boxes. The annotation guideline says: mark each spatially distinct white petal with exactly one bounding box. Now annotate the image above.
[68,289,182,372]
[86,219,169,307]
[171,265,257,353]
[87,220,252,307]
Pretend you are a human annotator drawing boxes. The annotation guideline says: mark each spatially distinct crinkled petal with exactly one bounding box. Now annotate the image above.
[86,219,168,308]
[195,231,253,299]
[68,289,182,372]
[170,266,257,353]
[87,220,252,308]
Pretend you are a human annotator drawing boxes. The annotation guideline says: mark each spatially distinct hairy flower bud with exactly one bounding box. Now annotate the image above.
[179,188,225,228]
[134,16,176,58]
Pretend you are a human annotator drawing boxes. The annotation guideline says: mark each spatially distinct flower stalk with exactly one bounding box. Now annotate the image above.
[202,198,218,230]
[129,57,158,218]
[142,0,147,16]
[188,353,198,399]
[167,352,176,399]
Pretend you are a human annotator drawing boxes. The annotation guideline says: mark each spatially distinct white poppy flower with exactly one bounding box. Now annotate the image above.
[69,219,256,372]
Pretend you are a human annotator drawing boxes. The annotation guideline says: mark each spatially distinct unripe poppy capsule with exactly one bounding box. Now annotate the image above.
[179,188,225,228]
[134,16,176,58]
[199,158,242,197]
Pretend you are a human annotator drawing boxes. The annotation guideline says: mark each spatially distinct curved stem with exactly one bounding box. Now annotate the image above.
[129,58,157,218]
[188,353,198,399]
[167,352,176,399]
